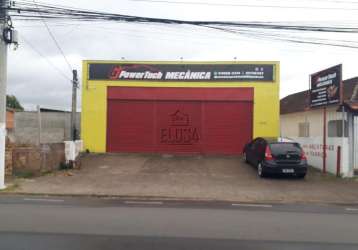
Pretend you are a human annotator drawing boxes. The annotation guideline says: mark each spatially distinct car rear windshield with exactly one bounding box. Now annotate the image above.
[269,143,302,155]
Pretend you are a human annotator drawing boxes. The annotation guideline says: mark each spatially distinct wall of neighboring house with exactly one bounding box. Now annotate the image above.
[280,106,339,138]
[280,105,353,177]
[8,111,81,145]
[6,110,14,130]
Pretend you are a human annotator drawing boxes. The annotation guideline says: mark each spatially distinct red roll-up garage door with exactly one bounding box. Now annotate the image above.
[107,87,253,155]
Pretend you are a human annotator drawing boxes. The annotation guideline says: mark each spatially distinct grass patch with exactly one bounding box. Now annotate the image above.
[0,182,20,192]
[40,170,54,176]
[14,170,35,179]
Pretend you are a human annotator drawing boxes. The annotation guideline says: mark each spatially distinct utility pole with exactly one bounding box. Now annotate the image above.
[70,69,78,141]
[0,0,8,189]
[37,105,42,145]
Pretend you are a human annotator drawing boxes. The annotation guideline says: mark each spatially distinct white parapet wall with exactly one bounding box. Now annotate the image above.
[292,137,351,177]
[64,140,83,162]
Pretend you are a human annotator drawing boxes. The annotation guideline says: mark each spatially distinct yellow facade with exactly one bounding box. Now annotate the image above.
[82,60,280,153]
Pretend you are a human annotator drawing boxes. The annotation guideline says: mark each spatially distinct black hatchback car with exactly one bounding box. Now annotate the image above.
[243,137,308,178]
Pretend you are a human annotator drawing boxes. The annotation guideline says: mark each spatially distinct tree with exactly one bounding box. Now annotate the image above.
[6,95,24,111]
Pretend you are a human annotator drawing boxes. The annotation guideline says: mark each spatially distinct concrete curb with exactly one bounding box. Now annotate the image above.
[1,192,358,206]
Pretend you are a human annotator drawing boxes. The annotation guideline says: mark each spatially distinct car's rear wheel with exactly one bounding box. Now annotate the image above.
[297,173,306,179]
[257,163,265,178]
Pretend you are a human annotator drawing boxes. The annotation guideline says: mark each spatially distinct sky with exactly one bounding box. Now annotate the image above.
[6,0,358,111]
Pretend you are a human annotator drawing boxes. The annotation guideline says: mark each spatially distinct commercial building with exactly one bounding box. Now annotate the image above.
[82,61,280,155]
[280,77,358,177]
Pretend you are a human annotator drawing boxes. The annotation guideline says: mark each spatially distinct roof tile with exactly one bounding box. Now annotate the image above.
[280,77,358,114]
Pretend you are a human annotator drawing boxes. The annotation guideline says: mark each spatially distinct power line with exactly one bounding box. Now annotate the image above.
[4,1,358,49]
[7,4,358,33]
[20,34,72,81]
[204,25,358,49]
[134,0,358,4]
[32,0,73,73]
[130,0,358,11]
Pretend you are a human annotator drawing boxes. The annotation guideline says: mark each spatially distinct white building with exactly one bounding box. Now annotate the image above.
[280,77,358,177]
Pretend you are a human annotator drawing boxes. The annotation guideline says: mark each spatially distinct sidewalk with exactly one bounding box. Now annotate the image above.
[3,153,358,204]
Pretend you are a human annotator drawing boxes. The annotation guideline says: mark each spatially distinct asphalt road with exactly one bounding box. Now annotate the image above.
[0,196,358,250]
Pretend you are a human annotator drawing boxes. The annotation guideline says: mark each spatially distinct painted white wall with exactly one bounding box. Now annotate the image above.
[354,116,358,170]
[64,140,83,162]
[280,106,353,177]
[0,123,5,189]
[291,137,350,177]
[280,106,338,138]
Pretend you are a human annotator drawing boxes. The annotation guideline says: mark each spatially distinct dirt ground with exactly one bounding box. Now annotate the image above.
[5,153,358,204]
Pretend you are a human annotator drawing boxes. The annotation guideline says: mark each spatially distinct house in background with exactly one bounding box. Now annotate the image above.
[6,108,14,131]
[280,77,358,177]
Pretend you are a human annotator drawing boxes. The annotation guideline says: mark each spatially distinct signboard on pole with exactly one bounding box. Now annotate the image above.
[310,64,342,108]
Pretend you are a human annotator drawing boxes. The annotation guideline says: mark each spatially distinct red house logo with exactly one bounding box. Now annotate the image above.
[160,110,199,145]
[170,110,190,126]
